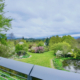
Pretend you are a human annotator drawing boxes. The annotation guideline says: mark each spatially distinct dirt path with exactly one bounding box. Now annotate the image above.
[50,59,55,69]
[28,55,32,58]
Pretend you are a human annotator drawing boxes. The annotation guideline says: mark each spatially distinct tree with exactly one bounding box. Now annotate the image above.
[61,35,75,43]
[44,38,49,46]
[0,0,12,32]
[0,33,7,45]
[0,0,12,44]
[8,33,15,40]
[0,0,13,57]
[15,43,28,56]
[61,35,76,48]
[22,36,24,40]
[37,41,44,47]
[76,37,80,43]
[49,35,61,49]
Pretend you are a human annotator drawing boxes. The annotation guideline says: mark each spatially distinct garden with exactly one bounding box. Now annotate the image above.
[1,0,80,79]
[1,35,80,72]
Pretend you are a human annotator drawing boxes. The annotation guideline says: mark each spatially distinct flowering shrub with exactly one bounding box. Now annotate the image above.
[35,46,44,53]
[31,46,44,53]
[56,50,63,58]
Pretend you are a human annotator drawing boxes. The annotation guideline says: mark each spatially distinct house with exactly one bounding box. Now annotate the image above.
[19,42,24,45]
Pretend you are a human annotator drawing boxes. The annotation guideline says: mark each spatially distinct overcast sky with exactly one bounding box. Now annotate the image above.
[4,0,80,38]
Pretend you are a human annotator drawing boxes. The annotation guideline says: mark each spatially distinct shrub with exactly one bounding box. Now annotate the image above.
[56,50,63,58]
[52,42,71,57]
[28,49,31,52]
[9,47,15,55]
[15,44,23,53]
[15,43,28,56]
[66,52,72,57]
[17,51,22,56]
[28,43,34,49]
[31,46,44,53]
[0,43,11,58]
[17,51,27,56]
[44,46,49,52]
[31,49,35,53]
[37,41,44,47]
[31,47,36,53]
[37,46,44,53]
[71,47,80,58]
[23,51,27,55]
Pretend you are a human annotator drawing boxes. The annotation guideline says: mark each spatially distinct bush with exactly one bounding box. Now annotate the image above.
[23,51,27,55]
[0,44,11,58]
[52,42,71,57]
[56,50,63,58]
[36,46,44,53]
[31,46,44,53]
[44,46,49,52]
[17,51,22,56]
[9,47,15,55]
[15,43,28,56]
[71,47,80,58]
[17,51,27,56]
[28,44,33,49]
[15,44,23,52]
[66,52,72,57]
[37,41,44,47]
[31,47,36,53]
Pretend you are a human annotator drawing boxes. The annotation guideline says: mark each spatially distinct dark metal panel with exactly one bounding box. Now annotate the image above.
[30,65,80,80]
[0,57,34,75]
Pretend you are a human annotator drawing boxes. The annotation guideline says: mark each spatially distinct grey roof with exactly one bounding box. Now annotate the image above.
[0,57,34,75]
[30,65,80,80]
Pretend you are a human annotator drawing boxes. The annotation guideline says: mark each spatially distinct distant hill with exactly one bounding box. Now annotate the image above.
[7,36,79,40]
[74,37,79,39]
[7,37,46,41]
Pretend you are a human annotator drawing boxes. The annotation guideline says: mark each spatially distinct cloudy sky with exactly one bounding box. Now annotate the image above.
[4,0,80,38]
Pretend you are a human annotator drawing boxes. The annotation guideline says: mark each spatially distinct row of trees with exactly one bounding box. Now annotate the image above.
[49,35,80,58]
[49,35,77,49]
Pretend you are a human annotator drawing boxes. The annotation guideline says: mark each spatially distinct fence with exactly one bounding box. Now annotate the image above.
[0,57,80,80]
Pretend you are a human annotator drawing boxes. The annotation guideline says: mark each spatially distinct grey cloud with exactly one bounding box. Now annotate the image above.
[4,0,80,38]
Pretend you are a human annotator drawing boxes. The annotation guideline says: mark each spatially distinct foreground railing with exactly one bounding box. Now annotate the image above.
[0,57,33,80]
[0,57,80,80]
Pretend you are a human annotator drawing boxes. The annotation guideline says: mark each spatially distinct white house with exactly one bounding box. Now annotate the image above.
[19,42,24,45]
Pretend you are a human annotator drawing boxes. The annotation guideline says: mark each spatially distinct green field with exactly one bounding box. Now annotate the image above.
[15,51,54,68]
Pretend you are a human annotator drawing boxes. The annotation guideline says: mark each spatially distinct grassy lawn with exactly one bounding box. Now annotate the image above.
[15,51,54,68]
